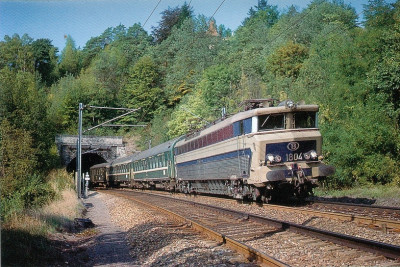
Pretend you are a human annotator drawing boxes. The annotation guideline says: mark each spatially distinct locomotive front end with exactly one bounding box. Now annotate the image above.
[247,100,334,201]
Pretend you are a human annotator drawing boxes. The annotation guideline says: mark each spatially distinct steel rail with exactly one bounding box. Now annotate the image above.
[262,203,400,231]
[106,190,287,267]
[309,200,400,211]
[124,190,400,260]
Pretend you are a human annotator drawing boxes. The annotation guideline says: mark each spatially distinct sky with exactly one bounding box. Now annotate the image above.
[0,0,369,51]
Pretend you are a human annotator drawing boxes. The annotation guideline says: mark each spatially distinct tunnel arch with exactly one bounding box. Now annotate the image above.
[67,153,107,174]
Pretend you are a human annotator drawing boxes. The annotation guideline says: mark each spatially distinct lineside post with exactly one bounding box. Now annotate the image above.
[76,104,141,199]
[76,103,84,198]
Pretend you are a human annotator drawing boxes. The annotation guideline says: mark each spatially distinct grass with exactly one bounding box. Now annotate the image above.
[314,184,400,206]
[1,170,84,266]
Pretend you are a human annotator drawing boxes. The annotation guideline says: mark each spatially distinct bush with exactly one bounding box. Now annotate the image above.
[1,174,56,222]
[20,174,56,209]
[0,191,25,222]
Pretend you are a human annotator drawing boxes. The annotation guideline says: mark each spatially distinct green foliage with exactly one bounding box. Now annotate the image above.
[0,120,55,221]
[200,65,238,109]
[152,2,194,44]
[153,17,223,105]
[167,89,211,137]
[59,35,81,76]
[0,119,37,196]
[363,0,396,28]
[322,96,399,187]
[243,0,280,28]
[0,68,54,170]
[0,34,34,73]
[266,41,308,79]
[32,38,59,85]
[122,56,163,122]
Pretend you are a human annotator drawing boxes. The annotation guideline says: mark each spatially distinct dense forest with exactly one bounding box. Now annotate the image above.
[1,0,399,218]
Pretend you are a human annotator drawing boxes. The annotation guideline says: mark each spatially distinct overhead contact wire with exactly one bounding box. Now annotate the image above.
[143,0,162,27]
[208,0,227,24]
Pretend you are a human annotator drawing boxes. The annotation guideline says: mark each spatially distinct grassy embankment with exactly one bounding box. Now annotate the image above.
[1,169,84,266]
[314,184,400,207]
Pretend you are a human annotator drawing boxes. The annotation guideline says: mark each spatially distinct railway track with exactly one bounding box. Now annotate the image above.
[120,189,400,231]
[257,201,400,232]
[104,189,400,266]
[306,200,400,220]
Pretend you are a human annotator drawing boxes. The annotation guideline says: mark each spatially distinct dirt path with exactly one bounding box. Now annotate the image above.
[83,191,137,266]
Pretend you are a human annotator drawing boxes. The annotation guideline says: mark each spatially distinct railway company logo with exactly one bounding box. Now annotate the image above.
[287,142,300,151]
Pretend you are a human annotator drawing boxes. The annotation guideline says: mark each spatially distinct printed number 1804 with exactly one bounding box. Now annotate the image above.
[286,153,303,161]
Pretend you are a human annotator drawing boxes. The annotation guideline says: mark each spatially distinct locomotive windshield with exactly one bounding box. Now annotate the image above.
[257,111,317,131]
[258,114,285,131]
[294,112,316,128]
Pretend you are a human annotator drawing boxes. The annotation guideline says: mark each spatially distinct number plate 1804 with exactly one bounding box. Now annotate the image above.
[286,153,303,161]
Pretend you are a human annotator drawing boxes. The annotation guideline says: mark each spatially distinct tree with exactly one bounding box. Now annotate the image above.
[0,119,37,199]
[59,35,80,76]
[0,34,34,73]
[266,41,308,79]
[167,89,210,137]
[123,56,164,121]
[199,65,238,110]
[32,38,59,85]
[152,16,223,106]
[152,2,194,43]
[217,24,232,38]
[363,0,396,28]
[242,0,280,28]
[91,46,126,102]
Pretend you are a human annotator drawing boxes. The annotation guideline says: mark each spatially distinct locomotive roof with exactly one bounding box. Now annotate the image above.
[178,103,319,144]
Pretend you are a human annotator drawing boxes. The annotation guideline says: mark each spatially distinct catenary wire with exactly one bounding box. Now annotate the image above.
[208,0,227,24]
[143,0,163,27]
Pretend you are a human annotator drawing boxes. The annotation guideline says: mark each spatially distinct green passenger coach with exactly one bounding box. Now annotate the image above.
[130,137,182,189]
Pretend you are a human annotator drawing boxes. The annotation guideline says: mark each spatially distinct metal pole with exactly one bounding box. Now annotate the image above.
[77,103,83,198]
[75,104,140,199]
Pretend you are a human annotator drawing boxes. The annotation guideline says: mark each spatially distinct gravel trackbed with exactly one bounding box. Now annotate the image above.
[81,190,255,266]
[83,191,137,266]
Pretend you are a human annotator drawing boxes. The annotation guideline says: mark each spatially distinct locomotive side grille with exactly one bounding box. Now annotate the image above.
[176,149,251,180]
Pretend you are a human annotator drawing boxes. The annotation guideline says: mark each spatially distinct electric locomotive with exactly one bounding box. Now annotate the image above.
[173,99,334,201]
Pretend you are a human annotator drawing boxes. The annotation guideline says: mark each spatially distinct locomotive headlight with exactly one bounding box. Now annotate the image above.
[286,100,295,109]
[310,150,318,159]
[267,154,275,162]
[304,153,311,160]
[274,155,282,163]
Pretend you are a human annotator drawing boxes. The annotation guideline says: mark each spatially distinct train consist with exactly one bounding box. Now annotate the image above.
[90,99,334,202]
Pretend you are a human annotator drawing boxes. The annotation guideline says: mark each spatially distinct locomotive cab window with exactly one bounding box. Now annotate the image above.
[258,114,285,131]
[295,112,317,128]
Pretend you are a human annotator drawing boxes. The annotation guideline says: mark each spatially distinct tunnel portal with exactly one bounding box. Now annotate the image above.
[66,153,107,174]
[55,135,126,173]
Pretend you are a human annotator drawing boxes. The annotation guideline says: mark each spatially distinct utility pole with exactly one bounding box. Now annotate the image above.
[76,103,84,198]
[76,104,142,198]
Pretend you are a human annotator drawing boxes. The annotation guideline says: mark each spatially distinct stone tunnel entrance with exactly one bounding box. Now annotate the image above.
[55,135,126,173]
[66,153,107,174]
